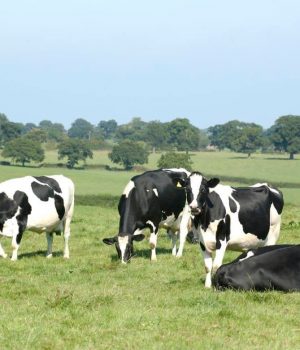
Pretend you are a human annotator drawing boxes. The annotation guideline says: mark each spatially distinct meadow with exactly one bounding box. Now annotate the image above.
[0,151,299,349]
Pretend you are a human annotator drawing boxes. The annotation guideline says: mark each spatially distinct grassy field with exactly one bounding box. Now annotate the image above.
[0,151,299,349]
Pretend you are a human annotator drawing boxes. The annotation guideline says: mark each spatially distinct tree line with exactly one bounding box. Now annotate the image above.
[0,112,299,169]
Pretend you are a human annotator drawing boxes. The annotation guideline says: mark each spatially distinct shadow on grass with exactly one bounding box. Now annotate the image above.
[109,247,171,262]
[18,250,63,259]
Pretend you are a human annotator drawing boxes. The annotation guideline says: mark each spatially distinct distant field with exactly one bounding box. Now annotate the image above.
[0,150,299,204]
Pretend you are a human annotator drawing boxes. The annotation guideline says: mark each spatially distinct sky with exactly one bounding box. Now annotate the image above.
[1,0,300,130]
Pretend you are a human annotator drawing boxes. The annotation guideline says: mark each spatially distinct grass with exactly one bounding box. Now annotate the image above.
[0,204,299,350]
[0,151,299,349]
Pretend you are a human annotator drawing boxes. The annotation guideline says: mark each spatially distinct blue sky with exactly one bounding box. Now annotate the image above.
[1,0,300,130]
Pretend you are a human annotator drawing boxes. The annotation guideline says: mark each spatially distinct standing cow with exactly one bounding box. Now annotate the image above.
[181,172,284,288]
[103,168,191,262]
[213,244,300,291]
[0,175,75,260]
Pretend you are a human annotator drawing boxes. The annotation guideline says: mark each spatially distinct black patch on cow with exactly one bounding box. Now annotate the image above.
[0,192,18,231]
[54,194,65,220]
[269,189,284,215]
[229,197,237,213]
[34,176,62,193]
[199,191,226,230]
[31,182,55,201]
[13,191,32,244]
[216,214,231,249]
[231,186,271,240]
[200,241,206,251]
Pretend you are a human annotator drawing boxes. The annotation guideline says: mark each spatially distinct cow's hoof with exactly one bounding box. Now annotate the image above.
[11,257,17,261]
[63,255,70,259]
[1,253,8,259]
[46,254,53,259]
[176,253,182,258]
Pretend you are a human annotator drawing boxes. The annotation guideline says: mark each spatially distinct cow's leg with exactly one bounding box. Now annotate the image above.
[168,230,177,256]
[11,232,23,261]
[62,200,74,259]
[212,239,227,273]
[176,206,190,258]
[199,242,213,288]
[149,232,158,261]
[46,232,53,258]
[0,241,7,258]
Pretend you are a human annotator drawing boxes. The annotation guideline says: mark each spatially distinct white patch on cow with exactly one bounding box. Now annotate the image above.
[146,220,156,234]
[118,236,129,262]
[153,188,159,197]
[239,251,254,262]
[189,173,203,209]
[123,180,135,198]
[163,168,191,176]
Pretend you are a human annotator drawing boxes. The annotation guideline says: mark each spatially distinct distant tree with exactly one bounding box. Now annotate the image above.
[230,124,264,157]
[115,117,147,142]
[145,121,168,152]
[68,118,94,139]
[2,138,44,166]
[57,138,93,169]
[208,120,264,156]
[0,113,8,124]
[157,152,193,171]
[165,118,200,151]
[23,123,38,134]
[26,129,48,143]
[98,119,118,139]
[108,140,148,170]
[0,121,23,145]
[268,115,300,159]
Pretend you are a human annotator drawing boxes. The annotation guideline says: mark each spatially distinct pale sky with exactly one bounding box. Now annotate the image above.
[1,0,300,130]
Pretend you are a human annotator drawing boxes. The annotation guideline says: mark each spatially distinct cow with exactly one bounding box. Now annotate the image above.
[213,244,300,291]
[103,168,191,263]
[181,172,284,288]
[0,175,75,260]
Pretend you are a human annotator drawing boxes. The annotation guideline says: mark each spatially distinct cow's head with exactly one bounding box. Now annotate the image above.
[102,234,145,263]
[185,172,219,214]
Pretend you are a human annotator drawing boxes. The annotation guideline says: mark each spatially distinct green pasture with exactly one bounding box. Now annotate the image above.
[0,151,300,349]
[0,204,299,350]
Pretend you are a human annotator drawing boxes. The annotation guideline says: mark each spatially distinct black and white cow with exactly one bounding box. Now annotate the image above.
[213,244,300,291]
[182,172,284,288]
[0,175,75,260]
[103,168,191,263]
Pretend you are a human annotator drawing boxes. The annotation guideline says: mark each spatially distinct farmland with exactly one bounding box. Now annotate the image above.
[0,151,299,349]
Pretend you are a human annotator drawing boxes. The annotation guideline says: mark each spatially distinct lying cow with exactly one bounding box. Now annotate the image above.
[213,244,300,291]
[181,172,284,288]
[103,168,191,262]
[0,175,75,260]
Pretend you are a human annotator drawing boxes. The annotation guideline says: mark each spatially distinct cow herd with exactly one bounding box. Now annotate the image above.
[0,170,299,292]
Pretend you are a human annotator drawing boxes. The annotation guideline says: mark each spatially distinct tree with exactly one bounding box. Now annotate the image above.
[157,152,193,171]
[115,117,147,142]
[208,120,264,156]
[108,140,148,170]
[144,121,168,152]
[97,119,118,139]
[230,124,264,157]
[268,115,300,159]
[0,121,23,145]
[57,138,93,168]
[68,118,94,139]
[2,138,44,166]
[26,129,47,143]
[165,118,201,151]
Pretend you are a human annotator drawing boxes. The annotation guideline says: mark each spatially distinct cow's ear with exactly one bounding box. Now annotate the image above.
[132,234,145,242]
[103,237,118,245]
[173,178,187,188]
[207,178,219,188]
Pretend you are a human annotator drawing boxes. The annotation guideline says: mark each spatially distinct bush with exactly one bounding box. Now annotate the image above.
[157,152,193,171]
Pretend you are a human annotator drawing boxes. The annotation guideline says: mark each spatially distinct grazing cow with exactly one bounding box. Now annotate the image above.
[213,244,300,291]
[103,168,191,263]
[0,175,75,260]
[181,172,284,288]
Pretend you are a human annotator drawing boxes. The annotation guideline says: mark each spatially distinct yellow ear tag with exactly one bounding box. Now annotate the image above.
[177,182,182,187]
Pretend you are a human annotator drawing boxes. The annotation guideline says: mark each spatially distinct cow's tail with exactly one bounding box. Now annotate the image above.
[269,186,284,215]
